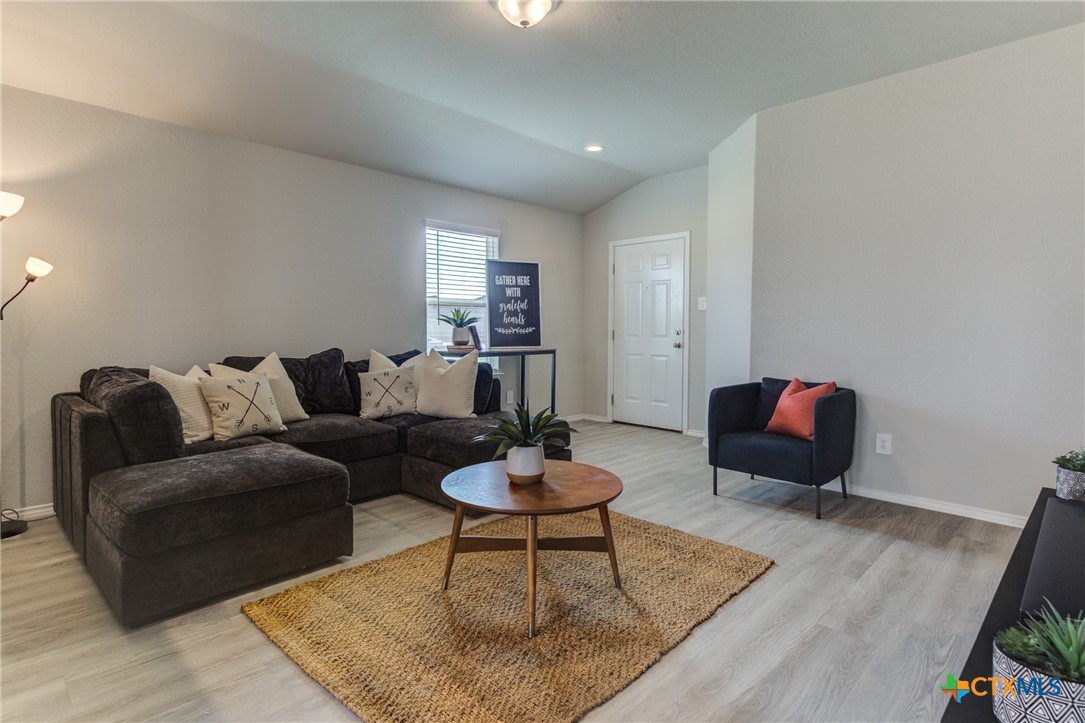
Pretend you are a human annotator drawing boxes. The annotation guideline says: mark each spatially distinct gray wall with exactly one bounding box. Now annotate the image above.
[706,115,757,396]
[750,25,1084,518]
[1,87,585,511]
[582,166,708,432]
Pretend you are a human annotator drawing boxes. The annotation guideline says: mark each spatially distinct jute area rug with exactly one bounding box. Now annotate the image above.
[243,510,773,723]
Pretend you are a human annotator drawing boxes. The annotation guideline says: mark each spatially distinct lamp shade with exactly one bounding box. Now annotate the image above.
[0,192,25,220]
[494,0,554,28]
[25,257,53,279]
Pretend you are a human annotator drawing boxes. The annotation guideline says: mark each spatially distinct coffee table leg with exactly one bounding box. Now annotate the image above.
[527,514,538,638]
[442,504,466,590]
[598,504,621,589]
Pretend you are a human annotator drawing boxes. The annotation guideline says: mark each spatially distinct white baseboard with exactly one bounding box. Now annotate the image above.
[11,503,55,521]
[845,483,1027,528]
[564,414,610,424]
[685,429,705,439]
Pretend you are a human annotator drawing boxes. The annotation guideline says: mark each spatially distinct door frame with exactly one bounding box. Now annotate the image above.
[607,231,691,434]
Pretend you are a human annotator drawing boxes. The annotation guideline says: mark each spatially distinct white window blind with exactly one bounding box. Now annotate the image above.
[426,225,499,350]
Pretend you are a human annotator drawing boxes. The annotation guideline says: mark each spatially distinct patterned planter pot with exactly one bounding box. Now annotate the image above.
[1056,467,1085,502]
[992,641,1085,723]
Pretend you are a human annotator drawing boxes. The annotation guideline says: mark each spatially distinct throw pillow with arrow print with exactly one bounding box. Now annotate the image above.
[199,371,287,440]
[358,367,418,420]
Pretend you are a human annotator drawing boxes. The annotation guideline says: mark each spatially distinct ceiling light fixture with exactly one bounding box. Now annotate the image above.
[493,0,555,29]
[584,144,605,153]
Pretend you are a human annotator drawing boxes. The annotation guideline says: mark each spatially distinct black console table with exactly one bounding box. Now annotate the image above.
[942,488,1054,722]
[443,347,557,412]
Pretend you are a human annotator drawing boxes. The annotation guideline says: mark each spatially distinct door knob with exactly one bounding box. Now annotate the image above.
[673,342,682,348]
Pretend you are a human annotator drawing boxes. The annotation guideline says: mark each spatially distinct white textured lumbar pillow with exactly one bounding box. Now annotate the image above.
[150,364,213,444]
[358,366,418,419]
[210,352,308,424]
[199,370,286,440]
[416,349,478,419]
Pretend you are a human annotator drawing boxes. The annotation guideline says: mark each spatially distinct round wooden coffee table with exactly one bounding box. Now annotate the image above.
[440,459,623,638]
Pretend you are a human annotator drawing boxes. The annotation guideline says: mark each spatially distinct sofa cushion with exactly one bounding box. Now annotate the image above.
[273,414,397,463]
[303,348,355,414]
[472,362,494,416]
[89,444,348,558]
[715,431,813,486]
[377,412,442,453]
[185,434,272,457]
[407,413,510,467]
[81,367,186,466]
[406,411,571,468]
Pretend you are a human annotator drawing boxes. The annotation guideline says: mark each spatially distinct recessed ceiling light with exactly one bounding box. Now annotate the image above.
[584,144,605,153]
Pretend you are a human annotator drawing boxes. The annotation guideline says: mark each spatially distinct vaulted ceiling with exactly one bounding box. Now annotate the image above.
[3,2,1082,214]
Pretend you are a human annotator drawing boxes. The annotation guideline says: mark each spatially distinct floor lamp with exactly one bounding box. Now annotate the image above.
[0,192,53,539]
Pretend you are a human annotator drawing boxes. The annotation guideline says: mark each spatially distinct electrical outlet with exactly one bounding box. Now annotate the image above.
[876,433,892,455]
[506,390,514,405]
[697,296,707,311]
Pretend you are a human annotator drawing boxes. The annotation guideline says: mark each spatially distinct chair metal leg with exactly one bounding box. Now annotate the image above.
[712,466,718,496]
[750,473,755,480]
[840,472,848,499]
[815,485,822,519]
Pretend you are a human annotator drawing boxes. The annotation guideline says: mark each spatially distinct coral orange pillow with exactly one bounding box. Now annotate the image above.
[765,378,837,440]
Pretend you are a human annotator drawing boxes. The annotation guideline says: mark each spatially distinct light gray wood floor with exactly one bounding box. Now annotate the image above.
[1,421,1018,722]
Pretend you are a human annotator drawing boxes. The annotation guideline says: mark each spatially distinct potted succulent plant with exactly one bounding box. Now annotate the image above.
[474,403,575,484]
[1053,448,1085,501]
[992,601,1085,722]
[437,308,481,346]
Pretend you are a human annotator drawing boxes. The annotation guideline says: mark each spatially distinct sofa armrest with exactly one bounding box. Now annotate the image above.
[707,382,760,465]
[53,393,128,557]
[812,389,856,485]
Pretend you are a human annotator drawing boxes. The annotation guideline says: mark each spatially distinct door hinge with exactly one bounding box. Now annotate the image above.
[611,264,615,274]
[611,329,615,340]
[611,394,614,405]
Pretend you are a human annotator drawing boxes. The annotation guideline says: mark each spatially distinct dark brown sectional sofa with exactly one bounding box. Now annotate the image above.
[51,347,571,627]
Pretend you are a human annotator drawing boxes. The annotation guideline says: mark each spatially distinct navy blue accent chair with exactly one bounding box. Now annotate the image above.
[708,377,857,519]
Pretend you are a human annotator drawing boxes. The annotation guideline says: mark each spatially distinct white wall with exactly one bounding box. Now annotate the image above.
[582,166,708,431]
[750,24,1084,519]
[1,87,584,511]
[706,115,757,395]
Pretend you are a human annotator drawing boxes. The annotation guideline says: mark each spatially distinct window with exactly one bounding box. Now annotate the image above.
[425,224,499,350]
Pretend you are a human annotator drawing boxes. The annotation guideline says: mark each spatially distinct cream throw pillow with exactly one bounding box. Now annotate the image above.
[209,352,308,423]
[358,367,418,419]
[416,349,478,418]
[369,349,428,393]
[149,364,213,444]
[199,370,286,440]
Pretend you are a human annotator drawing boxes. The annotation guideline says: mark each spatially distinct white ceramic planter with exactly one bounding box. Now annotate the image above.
[451,327,471,345]
[992,640,1085,723]
[506,446,545,484]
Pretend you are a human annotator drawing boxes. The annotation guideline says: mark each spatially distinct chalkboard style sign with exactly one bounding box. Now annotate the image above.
[486,260,541,347]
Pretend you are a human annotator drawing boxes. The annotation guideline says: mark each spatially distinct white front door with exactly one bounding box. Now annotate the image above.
[612,235,686,431]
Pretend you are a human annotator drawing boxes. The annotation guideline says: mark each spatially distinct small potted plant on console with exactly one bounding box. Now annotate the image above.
[1053,448,1085,501]
[992,601,1085,723]
[437,308,481,347]
[475,402,575,484]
